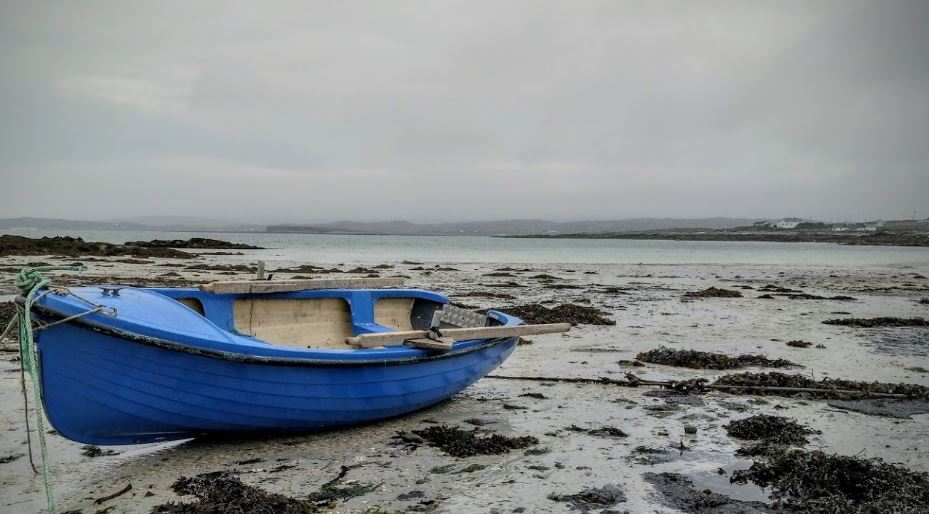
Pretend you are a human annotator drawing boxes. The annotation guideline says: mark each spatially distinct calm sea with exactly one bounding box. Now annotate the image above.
[6,228,929,268]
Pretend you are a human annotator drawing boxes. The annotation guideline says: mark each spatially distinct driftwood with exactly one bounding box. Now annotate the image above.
[94,483,132,505]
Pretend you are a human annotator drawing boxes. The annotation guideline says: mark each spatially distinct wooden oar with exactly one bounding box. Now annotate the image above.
[346,323,571,348]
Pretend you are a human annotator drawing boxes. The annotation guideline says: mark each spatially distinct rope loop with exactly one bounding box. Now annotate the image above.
[9,263,85,514]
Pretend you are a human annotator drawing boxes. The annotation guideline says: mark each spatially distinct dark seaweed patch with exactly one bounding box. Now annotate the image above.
[565,424,628,438]
[153,466,377,514]
[496,303,614,325]
[408,425,538,457]
[153,472,320,513]
[637,347,798,370]
[725,415,818,456]
[823,317,928,327]
[81,445,119,457]
[0,453,23,464]
[712,372,929,400]
[731,450,929,513]
[683,287,743,299]
[548,484,626,512]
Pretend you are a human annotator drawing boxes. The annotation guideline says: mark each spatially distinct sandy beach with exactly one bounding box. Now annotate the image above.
[2,241,929,513]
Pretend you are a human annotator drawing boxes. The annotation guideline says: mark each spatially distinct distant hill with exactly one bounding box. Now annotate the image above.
[0,217,263,233]
[106,216,264,232]
[0,217,148,231]
[266,218,759,236]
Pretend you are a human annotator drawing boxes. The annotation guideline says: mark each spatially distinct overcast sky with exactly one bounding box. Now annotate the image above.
[1,1,927,223]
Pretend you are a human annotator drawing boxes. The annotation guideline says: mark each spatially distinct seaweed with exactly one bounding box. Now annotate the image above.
[81,445,119,457]
[637,347,798,370]
[565,424,628,438]
[152,472,320,513]
[822,317,928,327]
[184,264,257,273]
[496,303,614,325]
[408,425,538,457]
[484,271,516,277]
[783,294,856,301]
[759,285,803,293]
[0,453,23,464]
[547,484,626,512]
[712,371,929,400]
[731,449,929,513]
[725,415,818,455]
[683,287,743,299]
[725,415,817,444]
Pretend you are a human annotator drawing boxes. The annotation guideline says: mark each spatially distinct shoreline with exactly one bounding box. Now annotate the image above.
[502,230,929,247]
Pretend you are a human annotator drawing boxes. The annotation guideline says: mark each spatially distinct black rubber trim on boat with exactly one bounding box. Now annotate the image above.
[21,298,513,368]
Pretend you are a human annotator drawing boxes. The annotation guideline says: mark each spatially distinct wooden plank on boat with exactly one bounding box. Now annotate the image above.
[346,323,571,348]
[405,337,455,351]
[200,277,405,295]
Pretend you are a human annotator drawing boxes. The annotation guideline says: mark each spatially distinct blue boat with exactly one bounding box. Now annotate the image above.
[21,280,557,445]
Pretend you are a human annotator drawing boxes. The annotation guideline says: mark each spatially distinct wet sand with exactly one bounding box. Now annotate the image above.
[1,251,928,513]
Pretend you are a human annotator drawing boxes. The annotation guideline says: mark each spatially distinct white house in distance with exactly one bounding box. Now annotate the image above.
[774,218,804,229]
[752,217,809,230]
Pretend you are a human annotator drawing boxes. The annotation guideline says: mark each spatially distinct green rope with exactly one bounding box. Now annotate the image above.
[12,264,83,514]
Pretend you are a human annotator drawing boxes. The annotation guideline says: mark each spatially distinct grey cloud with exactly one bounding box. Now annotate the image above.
[1,0,927,222]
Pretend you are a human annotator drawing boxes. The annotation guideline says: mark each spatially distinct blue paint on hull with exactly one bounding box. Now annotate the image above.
[38,323,516,445]
[31,286,519,445]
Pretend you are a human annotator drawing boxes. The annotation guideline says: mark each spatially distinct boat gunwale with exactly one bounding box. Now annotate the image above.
[22,299,517,368]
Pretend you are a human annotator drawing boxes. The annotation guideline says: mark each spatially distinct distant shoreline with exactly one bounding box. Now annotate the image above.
[501,231,929,247]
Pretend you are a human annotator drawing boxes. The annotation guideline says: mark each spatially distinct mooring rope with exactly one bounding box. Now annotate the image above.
[9,264,84,514]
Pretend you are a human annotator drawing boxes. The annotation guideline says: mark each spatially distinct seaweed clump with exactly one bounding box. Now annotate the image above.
[713,372,929,400]
[409,425,538,457]
[498,303,614,326]
[725,415,819,456]
[152,472,320,513]
[81,445,118,457]
[153,466,378,514]
[565,424,628,438]
[637,347,798,370]
[683,287,743,299]
[547,484,626,512]
[731,450,929,513]
[823,317,928,327]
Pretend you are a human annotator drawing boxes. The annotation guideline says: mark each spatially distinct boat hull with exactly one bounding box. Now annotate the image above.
[37,321,517,445]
